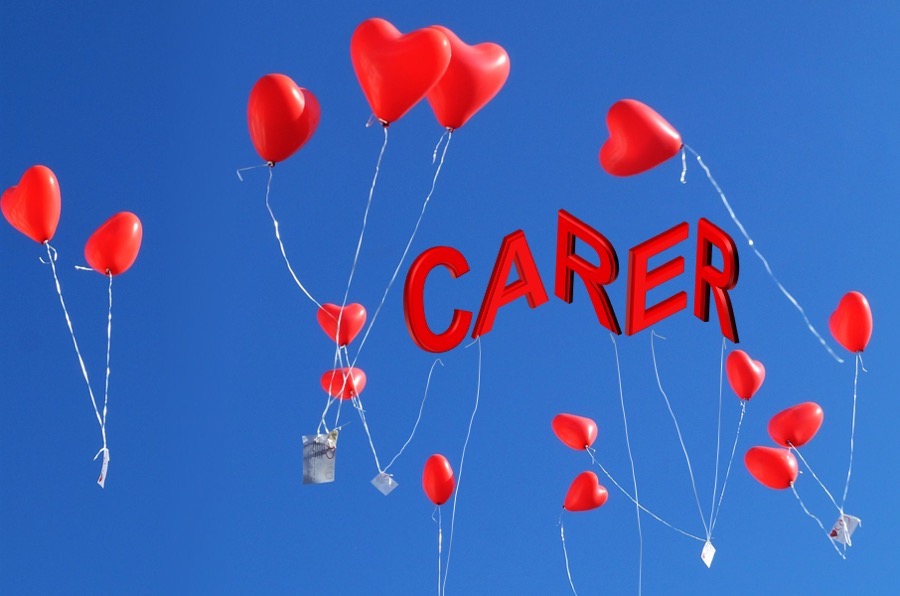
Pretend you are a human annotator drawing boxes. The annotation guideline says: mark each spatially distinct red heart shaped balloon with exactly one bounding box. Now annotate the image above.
[247,74,320,164]
[829,291,872,353]
[552,413,598,450]
[563,471,608,512]
[350,18,451,124]
[320,367,367,400]
[422,453,455,505]
[84,212,143,276]
[745,446,798,490]
[316,303,367,346]
[425,26,510,130]
[599,99,682,177]
[768,402,824,448]
[1,165,61,243]
[725,350,766,400]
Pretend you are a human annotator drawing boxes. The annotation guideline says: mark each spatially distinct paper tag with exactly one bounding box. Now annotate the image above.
[96,449,110,489]
[829,513,861,546]
[302,430,338,485]
[700,541,716,568]
[371,472,399,496]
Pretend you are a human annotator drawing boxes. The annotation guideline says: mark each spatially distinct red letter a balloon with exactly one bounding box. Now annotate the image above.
[84,212,143,276]
[599,99,682,176]
[425,26,510,130]
[351,18,451,124]
[247,74,320,164]
[2,165,61,243]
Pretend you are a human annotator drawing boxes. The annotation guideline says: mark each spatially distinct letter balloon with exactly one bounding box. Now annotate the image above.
[425,26,510,130]
[350,18,451,124]
[1,165,61,244]
[829,291,873,353]
[552,414,598,450]
[599,99,682,177]
[84,212,143,276]
[422,454,455,505]
[247,73,320,164]
[768,402,824,448]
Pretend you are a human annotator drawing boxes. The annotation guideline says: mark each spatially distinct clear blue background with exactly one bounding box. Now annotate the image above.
[2,2,898,594]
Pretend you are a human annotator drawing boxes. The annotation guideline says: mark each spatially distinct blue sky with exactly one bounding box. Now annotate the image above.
[2,2,898,594]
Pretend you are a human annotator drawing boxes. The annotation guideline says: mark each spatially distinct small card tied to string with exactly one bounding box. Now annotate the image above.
[371,472,398,496]
[830,514,861,547]
[302,429,338,485]
[701,540,716,568]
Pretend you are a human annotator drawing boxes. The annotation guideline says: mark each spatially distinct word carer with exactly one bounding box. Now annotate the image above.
[403,210,740,353]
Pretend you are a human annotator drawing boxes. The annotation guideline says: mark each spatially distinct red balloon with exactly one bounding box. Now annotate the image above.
[320,367,367,400]
[425,26,510,130]
[1,165,61,243]
[599,99,682,177]
[247,74,320,164]
[551,413,598,450]
[829,291,873,353]
[317,303,367,346]
[422,454,455,505]
[744,446,798,490]
[768,402,824,448]
[725,350,766,400]
[350,18,451,124]
[84,212,143,276]
[563,471,608,511]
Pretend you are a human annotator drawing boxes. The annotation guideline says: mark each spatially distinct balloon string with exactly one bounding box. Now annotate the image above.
[650,331,710,539]
[841,353,863,510]
[44,242,108,486]
[97,273,114,488]
[235,161,273,182]
[710,401,745,536]
[559,514,579,595]
[435,506,443,596]
[263,166,323,309]
[340,125,389,317]
[791,446,841,513]
[609,333,642,596]
[345,347,384,474]
[682,145,843,364]
[350,130,453,367]
[442,337,482,596]
[317,344,345,435]
[791,483,846,559]
[382,358,444,474]
[709,337,726,531]
[585,448,705,542]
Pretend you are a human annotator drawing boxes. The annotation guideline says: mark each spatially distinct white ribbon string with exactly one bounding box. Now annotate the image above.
[585,448,705,542]
[350,130,453,366]
[709,401,746,536]
[340,125,389,316]
[791,446,841,513]
[609,333,642,595]
[435,506,444,596]
[262,166,323,309]
[344,348,383,474]
[382,359,444,474]
[650,331,710,539]
[841,353,863,509]
[235,161,274,182]
[682,144,843,364]
[791,483,846,558]
[709,338,726,531]
[44,242,108,486]
[559,514,579,595]
[442,337,482,596]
